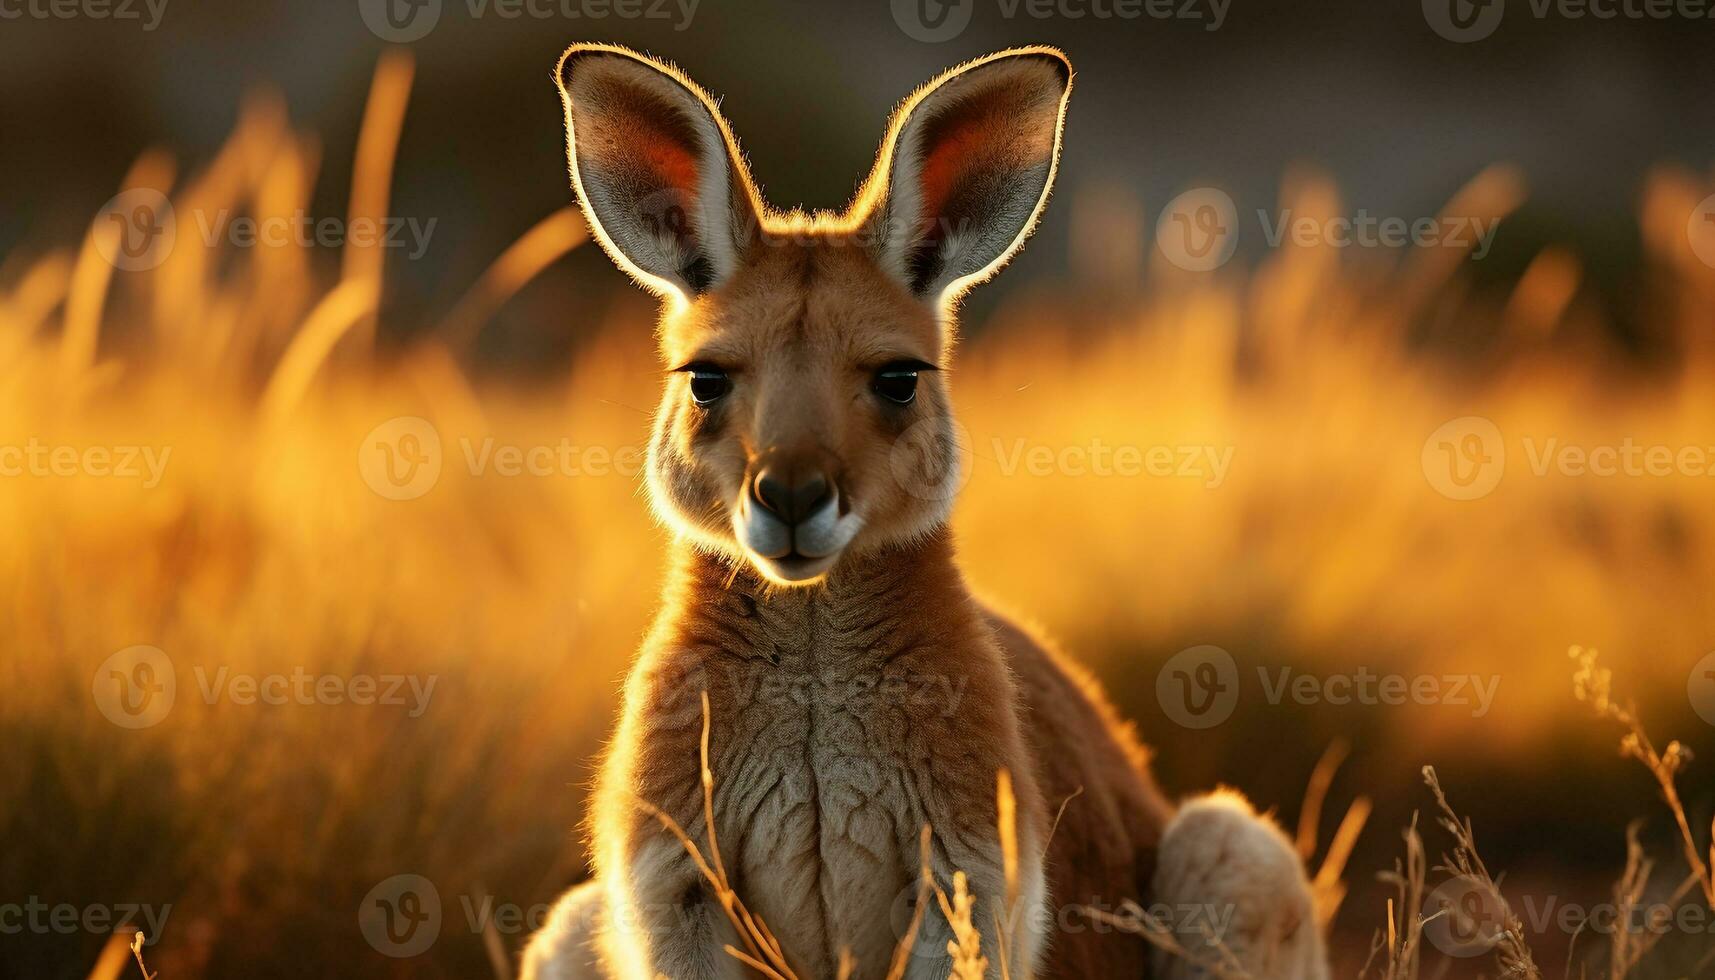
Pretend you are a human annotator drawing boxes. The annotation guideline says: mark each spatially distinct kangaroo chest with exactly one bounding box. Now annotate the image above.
[683,600,983,972]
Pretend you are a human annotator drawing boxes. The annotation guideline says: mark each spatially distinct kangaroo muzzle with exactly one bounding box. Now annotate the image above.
[734,457,863,583]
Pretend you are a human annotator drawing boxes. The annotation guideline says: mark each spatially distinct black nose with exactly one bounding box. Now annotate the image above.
[752,466,833,525]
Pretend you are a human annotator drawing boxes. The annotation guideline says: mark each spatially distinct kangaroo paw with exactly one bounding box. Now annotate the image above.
[1149,791,1328,980]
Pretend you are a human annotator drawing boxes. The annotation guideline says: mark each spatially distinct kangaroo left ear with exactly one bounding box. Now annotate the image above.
[554,44,760,303]
[862,48,1073,306]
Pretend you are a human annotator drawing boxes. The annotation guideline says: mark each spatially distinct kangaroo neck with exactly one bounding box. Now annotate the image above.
[659,529,976,662]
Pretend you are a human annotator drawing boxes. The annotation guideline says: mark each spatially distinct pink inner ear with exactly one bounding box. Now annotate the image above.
[916,118,986,236]
[914,106,1048,237]
[589,108,702,203]
[635,125,701,197]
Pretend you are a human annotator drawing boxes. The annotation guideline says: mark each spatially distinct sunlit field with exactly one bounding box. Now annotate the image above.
[4,54,1714,978]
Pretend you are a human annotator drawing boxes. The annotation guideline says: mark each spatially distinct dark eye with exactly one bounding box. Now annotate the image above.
[872,361,928,405]
[683,364,731,406]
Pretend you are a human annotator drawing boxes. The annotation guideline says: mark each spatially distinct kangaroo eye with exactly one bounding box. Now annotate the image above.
[685,365,731,406]
[872,362,927,405]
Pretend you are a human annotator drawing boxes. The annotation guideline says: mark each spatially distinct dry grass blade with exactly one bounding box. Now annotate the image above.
[82,930,132,980]
[635,692,799,980]
[1421,766,1543,980]
[1296,739,1371,929]
[937,871,988,980]
[1313,795,1372,930]
[1297,739,1350,861]
[1606,822,1655,979]
[995,767,1019,979]
[342,48,414,353]
[127,933,158,980]
[438,207,590,351]
[1363,813,1425,980]
[997,768,1019,914]
[1077,900,1250,979]
[1571,646,1715,909]
[883,825,935,980]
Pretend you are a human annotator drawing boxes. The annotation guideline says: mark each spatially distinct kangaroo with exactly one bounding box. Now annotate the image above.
[522,44,1329,980]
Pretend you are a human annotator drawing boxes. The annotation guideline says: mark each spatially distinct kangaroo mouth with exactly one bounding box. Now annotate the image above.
[764,550,839,584]
[733,492,864,585]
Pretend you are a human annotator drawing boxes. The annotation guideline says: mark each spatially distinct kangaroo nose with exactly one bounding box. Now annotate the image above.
[752,466,833,525]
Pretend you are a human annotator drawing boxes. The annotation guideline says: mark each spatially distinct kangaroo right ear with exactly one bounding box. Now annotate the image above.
[555,45,758,303]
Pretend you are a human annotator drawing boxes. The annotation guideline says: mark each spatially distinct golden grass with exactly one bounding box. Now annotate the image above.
[1363,654,1715,980]
[4,48,1712,979]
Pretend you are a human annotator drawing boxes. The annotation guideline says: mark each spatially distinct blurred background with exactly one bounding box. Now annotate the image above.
[3,0,1714,976]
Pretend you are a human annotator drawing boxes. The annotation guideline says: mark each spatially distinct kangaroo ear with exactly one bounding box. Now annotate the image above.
[863,48,1072,305]
[555,45,758,302]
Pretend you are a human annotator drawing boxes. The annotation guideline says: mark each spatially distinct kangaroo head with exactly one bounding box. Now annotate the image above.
[555,43,1071,585]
